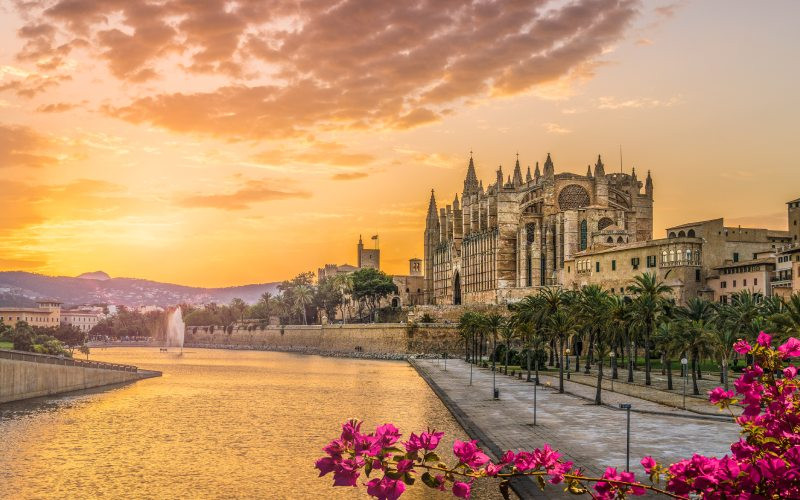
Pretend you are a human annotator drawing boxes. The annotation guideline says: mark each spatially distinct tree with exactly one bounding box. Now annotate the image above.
[12,321,33,351]
[351,268,397,322]
[675,298,717,395]
[481,313,505,396]
[294,285,314,325]
[230,298,248,322]
[79,344,90,360]
[499,323,515,374]
[547,309,578,394]
[52,324,84,354]
[628,272,672,386]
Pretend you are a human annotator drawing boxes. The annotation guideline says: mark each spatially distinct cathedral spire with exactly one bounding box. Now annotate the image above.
[512,154,523,187]
[526,165,532,182]
[645,170,653,197]
[543,153,554,178]
[534,162,541,182]
[463,153,479,194]
[586,165,593,178]
[453,193,460,210]
[426,189,438,222]
[496,165,503,189]
[594,154,605,177]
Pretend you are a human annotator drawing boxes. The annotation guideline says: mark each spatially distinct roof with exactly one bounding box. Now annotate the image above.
[0,307,52,313]
[666,218,722,230]
[35,298,62,304]
[714,257,776,270]
[787,197,800,204]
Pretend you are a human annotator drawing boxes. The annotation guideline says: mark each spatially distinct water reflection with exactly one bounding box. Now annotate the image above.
[0,348,504,499]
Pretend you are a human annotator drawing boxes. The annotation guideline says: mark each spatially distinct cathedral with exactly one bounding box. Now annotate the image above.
[423,153,654,305]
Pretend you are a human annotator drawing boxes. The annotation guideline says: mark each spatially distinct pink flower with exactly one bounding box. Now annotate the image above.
[485,463,503,476]
[784,366,798,379]
[341,420,362,442]
[404,430,444,453]
[778,338,800,358]
[323,439,346,458]
[452,481,472,499]
[757,331,772,347]
[709,387,735,404]
[533,444,561,469]
[366,477,406,500]
[375,424,402,447]
[453,440,490,468]
[641,456,656,474]
[734,339,752,355]
[547,460,573,484]
[332,458,362,487]
[315,457,337,476]
[395,459,414,475]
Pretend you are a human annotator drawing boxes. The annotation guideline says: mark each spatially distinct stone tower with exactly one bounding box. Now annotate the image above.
[423,190,440,303]
[789,197,800,243]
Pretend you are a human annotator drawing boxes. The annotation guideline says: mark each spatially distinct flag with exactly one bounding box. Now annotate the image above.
[371,234,378,240]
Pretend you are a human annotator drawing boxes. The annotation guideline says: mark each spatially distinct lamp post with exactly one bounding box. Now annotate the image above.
[681,357,689,409]
[619,403,632,471]
[565,348,571,380]
[610,352,616,392]
[469,340,473,386]
[444,349,447,371]
[533,367,538,426]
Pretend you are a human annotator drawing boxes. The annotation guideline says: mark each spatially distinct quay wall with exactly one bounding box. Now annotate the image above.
[0,350,155,404]
[185,323,462,356]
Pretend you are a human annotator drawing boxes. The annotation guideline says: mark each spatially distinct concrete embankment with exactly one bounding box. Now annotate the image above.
[184,323,462,357]
[0,349,161,404]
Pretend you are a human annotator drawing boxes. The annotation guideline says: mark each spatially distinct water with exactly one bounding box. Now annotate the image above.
[0,348,504,499]
[165,307,185,349]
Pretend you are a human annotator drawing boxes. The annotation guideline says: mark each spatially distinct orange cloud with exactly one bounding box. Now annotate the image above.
[176,179,311,211]
[16,1,640,138]
[36,102,78,112]
[253,142,375,167]
[0,124,59,167]
[331,172,368,181]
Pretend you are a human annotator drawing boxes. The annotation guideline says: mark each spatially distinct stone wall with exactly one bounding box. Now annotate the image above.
[0,351,147,403]
[185,323,464,356]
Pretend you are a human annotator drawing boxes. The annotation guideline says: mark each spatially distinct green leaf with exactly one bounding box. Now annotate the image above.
[424,452,441,463]
[385,446,404,454]
[365,460,373,477]
[403,472,416,486]
[566,481,588,495]
[421,472,438,488]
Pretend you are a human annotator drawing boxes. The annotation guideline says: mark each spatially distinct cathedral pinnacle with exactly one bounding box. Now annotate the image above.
[453,193,460,210]
[586,165,593,178]
[512,156,523,187]
[463,154,479,194]
[526,165,532,182]
[543,153,554,178]
[594,154,605,177]
[426,189,438,220]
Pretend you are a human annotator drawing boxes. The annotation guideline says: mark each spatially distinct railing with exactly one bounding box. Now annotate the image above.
[0,349,139,372]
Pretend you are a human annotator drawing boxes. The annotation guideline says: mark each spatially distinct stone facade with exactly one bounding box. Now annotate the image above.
[0,299,62,327]
[185,323,462,356]
[706,257,775,304]
[423,153,653,305]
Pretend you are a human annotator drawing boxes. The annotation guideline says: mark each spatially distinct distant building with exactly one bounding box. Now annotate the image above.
[317,235,380,281]
[61,309,103,333]
[772,243,800,299]
[0,299,62,328]
[707,257,775,304]
[391,259,426,307]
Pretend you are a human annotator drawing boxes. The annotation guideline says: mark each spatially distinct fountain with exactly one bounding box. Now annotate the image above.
[165,306,185,353]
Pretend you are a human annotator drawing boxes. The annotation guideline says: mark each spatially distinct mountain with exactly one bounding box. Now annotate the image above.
[77,271,111,281]
[0,271,280,308]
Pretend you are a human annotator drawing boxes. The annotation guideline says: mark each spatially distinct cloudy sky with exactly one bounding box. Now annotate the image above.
[1,0,799,287]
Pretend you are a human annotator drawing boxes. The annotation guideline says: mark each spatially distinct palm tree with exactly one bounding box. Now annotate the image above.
[770,294,800,339]
[458,311,481,363]
[675,297,717,395]
[547,308,578,394]
[628,272,672,385]
[589,294,614,405]
[330,273,354,324]
[606,294,631,381]
[500,323,515,374]
[577,285,608,374]
[293,285,314,325]
[482,313,505,397]
[653,321,677,390]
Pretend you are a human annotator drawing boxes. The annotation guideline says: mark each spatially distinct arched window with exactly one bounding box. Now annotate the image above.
[686,249,692,261]
[687,229,696,237]
[694,250,701,264]
[580,220,587,250]
[598,217,614,231]
[678,230,686,237]
[669,250,675,262]
[676,248,683,261]
[669,232,677,238]
[606,236,614,243]
[617,236,624,243]
[662,250,668,263]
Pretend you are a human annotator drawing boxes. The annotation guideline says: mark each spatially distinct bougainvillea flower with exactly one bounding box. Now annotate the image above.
[778,338,800,358]
[452,440,489,468]
[452,481,471,499]
[757,331,772,347]
[734,339,752,354]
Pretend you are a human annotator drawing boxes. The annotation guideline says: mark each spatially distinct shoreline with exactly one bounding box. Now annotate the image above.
[183,343,441,361]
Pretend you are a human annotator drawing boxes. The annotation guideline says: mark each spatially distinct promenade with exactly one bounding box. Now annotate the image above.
[411,358,740,498]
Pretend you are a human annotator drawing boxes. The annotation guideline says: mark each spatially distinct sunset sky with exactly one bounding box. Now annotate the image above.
[2,0,799,287]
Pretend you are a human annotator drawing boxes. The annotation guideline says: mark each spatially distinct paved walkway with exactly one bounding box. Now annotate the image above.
[412,359,740,497]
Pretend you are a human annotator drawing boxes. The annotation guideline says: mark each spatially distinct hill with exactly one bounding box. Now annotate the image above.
[0,271,280,308]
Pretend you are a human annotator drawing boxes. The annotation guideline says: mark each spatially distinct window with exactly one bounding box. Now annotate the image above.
[595,262,600,272]
[754,278,758,286]
[687,229,696,237]
[612,260,616,271]
[733,252,739,262]
[743,279,747,287]
[579,220,587,250]
[733,280,737,287]
[721,281,727,289]
[721,295,728,305]
[695,269,701,282]
[567,266,571,273]
[631,257,640,269]
[647,255,657,268]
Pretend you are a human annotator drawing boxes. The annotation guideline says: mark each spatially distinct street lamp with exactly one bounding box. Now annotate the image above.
[681,357,689,409]
[619,403,633,471]
[533,369,538,426]
[565,348,571,380]
[610,352,616,392]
